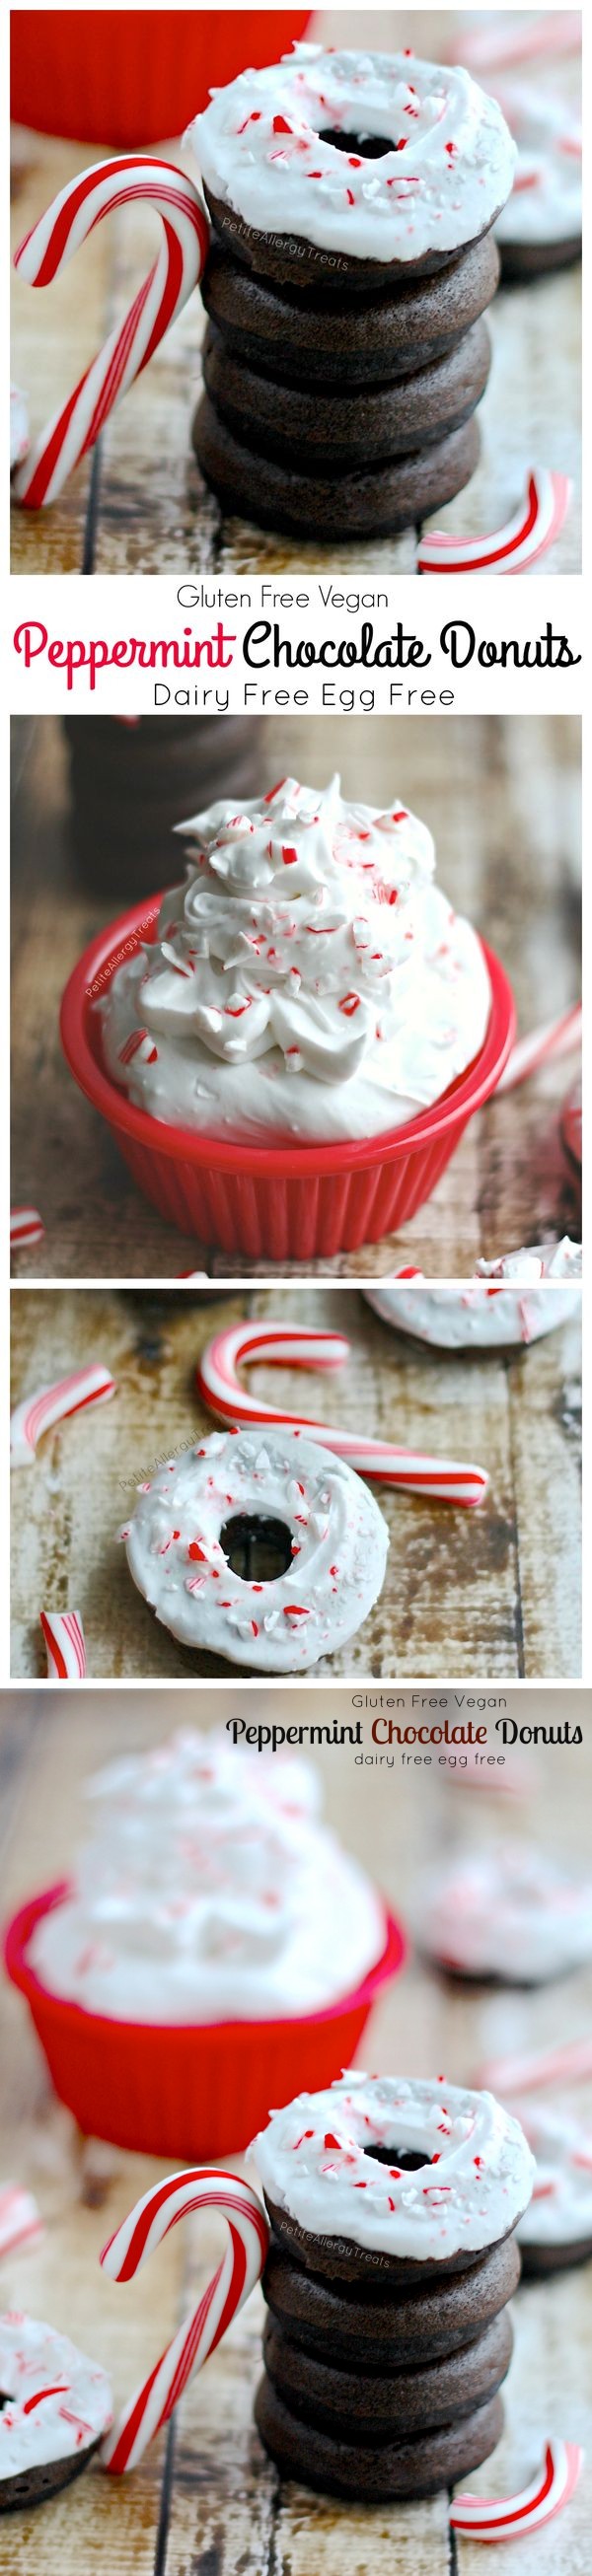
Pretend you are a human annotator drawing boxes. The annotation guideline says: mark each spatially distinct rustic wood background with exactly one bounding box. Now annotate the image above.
[1,1684,590,2573]
[10,714,581,1280]
[10,7,581,575]
[10,1283,581,1682]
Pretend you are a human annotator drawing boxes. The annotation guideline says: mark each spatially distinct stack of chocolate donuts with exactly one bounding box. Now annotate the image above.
[189,48,516,541]
[254,2074,534,2500]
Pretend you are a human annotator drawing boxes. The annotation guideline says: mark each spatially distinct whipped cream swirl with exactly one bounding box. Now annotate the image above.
[189,46,515,265]
[99,776,491,1146]
[254,2071,534,2260]
[28,1731,385,2024]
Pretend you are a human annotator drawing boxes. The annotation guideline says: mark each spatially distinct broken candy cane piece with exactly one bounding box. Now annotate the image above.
[100,2169,268,2473]
[0,2183,43,2258]
[39,1610,87,1681]
[417,468,571,574]
[14,157,209,508]
[11,1365,116,1465]
[496,1001,581,1094]
[10,1207,44,1250]
[196,1323,488,1507]
[450,2436,584,2538]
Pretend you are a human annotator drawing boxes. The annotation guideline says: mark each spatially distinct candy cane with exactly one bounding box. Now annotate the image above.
[476,2036,592,2098]
[0,2182,43,2258]
[417,468,571,575]
[10,1206,44,1250]
[453,16,581,71]
[100,2169,268,2474]
[196,1324,488,1507]
[11,1365,116,1466]
[496,1001,581,1095]
[451,2437,584,2539]
[39,1610,87,1681]
[13,157,209,509]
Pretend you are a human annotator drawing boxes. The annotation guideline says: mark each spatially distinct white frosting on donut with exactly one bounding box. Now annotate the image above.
[253,2072,534,2260]
[122,1427,388,1672]
[99,777,491,1147]
[189,45,515,265]
[418,1843,592,1983]
[494,87,581,249]
[515,2106,592,2249]
[28,1730,385,2024]
[364,1242,581,1348]
[0,2314,111,2481]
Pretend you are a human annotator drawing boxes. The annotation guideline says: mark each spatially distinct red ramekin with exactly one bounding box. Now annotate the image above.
[60,900,515,1263]
[5,1886,406,2162]
[11,13,311,148]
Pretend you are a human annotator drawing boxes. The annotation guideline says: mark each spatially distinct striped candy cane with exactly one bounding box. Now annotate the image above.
[40,1610,87,1681]
[10,1206,44,1251]
[0,2182,43,2258]
[417,468,571,575]
[11,1365,116,1466]
[476,2036,592,2098]
[13,157,209,509]
[451,2437,584,2539]
[100,2169,268,2474]
[196,1324,488,1507]
[496,1001,581,1095]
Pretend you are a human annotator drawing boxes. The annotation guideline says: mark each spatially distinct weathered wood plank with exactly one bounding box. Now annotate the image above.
[9,1283,581,1680]
[10,714,581,1280]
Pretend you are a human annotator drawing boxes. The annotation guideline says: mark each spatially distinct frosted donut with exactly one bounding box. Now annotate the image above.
[515,2107,592,2262]
[121,1426,388,1672]
[0,2314,112,2511]
[364,1242,581,1349]
[190,45,516,276]
[417,1843,592,1985]
[254,2072,534,2267]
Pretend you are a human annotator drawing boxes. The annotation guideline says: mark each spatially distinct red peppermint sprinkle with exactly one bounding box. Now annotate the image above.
[293,2130,315,2148]
[263,778,287,801]
[324,2132,342,2150]
[338,992,361,1015]
[272,113,294,135]
[281,845,298,865]
[187,1540,208,1562]
[283,1604,310,1619]
[237,111,261,132]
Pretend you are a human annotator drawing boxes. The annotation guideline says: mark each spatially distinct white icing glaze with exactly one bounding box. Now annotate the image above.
[122,1428,388,1673]
[99,777,491,1146]
[515,2106,592,2249]
[189,45,515,265]
[364,1241,581,1348]
[253,2072,534,2260]
[28,1730,385,2024]
[494,87,581,248]
[419,1843,592,1983]
[0,2314,111,2481]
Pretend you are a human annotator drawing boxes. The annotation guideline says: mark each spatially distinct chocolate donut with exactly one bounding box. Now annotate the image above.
[192,396,481,540]
[200,233,500,386]
[253,2073,533,2501]
[201,317,491,472]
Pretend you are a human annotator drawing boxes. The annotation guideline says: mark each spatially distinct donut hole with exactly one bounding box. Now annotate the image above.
[219,1512,294,1584]
[365,2142,435,2173]
[318,126,396,161]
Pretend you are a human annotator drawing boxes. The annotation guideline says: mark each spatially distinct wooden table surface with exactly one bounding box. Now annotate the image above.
[10,55,581,580]
[10,713,581,1281]
[10,1283,581,1682]
[1,1686,590,2574]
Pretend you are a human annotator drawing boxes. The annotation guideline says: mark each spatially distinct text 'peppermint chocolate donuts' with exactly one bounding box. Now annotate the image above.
[252,2073,534,2500]
[188,45,515,538]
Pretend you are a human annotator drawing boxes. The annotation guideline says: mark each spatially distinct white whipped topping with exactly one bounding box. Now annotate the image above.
[253,2072,534,2261]
[419,1843,592,1983]
[0,2315,111,2481]
[28,1731,385,2024]
[122,1427,388,1673]
[494,87,581,248]
[364,1241,581,1347]
[189,45,515,264]
[514,2105,592,2250]
[99,777,491,1146]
